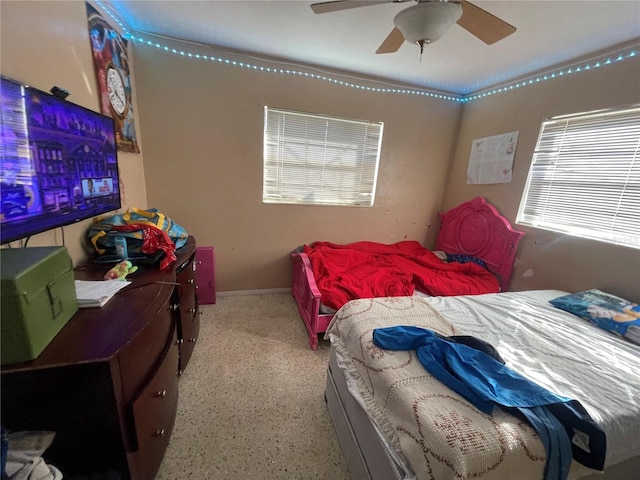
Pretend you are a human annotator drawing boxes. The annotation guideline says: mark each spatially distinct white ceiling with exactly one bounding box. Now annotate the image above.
[105,0,640,95]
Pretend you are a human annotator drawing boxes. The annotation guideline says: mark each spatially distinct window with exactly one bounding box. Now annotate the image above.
[263,107,383,206]
[517,104,640,249]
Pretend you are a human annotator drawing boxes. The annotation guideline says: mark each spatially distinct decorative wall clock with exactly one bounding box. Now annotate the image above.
[87,3,139,153]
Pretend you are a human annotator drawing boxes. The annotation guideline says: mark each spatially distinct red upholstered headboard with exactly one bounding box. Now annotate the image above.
[435,197,524,292]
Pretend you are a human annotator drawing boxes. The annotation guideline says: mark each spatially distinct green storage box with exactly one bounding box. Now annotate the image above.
[1,246,78,365]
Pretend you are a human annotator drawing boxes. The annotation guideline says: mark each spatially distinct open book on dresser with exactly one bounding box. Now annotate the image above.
[74,280,131,308]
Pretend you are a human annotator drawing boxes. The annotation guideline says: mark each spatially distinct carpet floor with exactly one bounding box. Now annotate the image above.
[154,293,350,479]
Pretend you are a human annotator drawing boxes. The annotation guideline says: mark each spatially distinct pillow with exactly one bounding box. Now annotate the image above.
[549,289,640,344]
[291,245,305,255]
[432,250,448,262]
[446,253,487,269]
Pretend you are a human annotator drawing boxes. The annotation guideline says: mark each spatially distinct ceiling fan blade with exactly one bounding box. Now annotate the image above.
[376,27,405,54]
[456,0,516,45]
[311,0,389,15]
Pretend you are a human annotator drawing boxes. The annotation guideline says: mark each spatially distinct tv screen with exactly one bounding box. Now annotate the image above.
[0,76,121,244]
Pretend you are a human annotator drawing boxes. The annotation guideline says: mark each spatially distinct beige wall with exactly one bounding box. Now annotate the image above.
[0,1,148,265]
[2,1,638,301]
[132,37,462,292]
[444,55,640,301]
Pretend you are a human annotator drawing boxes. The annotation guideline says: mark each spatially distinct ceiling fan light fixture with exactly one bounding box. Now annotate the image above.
[393,2,463,45]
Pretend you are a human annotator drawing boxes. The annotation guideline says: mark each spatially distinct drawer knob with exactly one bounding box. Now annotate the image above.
[189,308,197,314]
[176,338,184,344]
[155,390,167,398]
[155,429,165,438]
[188,337,196,342]
[171,304,179,311]
[188,278,195,284]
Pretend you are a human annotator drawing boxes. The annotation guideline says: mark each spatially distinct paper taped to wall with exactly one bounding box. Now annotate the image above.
[467,131,519,184]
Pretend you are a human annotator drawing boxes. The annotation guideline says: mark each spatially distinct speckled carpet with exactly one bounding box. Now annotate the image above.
[154,293,349,479]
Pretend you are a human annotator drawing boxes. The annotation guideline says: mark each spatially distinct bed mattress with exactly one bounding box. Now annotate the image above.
[325,291,640,479]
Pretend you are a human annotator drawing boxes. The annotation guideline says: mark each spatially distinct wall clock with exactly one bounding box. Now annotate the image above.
[106,65,126,117]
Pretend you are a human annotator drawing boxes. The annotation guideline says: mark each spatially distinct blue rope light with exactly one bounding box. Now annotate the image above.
[465,50,637,102]
[125,33,462,101]
[95,1,637,104]
[96,1,129,34]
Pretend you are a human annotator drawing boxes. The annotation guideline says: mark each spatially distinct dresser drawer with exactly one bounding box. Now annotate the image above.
[180,310,199,346]
[176,265,197,317]
[118,301,173,404]
[177,289,197,323]
[178,313,199,373]
[175,257,199,373]
[128,342,179,479]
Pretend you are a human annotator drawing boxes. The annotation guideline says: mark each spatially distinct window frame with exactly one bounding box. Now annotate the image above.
[516,104,640,249]
[262,107,384,207]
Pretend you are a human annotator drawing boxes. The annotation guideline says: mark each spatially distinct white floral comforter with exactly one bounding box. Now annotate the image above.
[324,294,627,480]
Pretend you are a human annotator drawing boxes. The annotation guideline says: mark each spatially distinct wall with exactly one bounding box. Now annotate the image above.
[444,52,640,301]
[132,37,462,292]
[3,2,637,300]
[0,1,148,265]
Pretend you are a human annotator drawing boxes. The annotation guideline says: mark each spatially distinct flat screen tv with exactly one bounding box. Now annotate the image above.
[0,75,121,244]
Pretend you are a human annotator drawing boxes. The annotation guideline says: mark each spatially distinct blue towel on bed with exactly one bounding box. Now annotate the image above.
[373,326,606,480]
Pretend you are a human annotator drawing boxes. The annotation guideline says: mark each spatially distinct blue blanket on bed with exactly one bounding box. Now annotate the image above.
[373,326,606,480]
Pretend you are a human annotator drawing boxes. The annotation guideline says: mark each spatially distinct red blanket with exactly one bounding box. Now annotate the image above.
[304,241,500,310]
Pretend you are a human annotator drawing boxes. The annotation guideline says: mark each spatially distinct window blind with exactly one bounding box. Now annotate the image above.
[263,107,383,206]
[517,104,640,249]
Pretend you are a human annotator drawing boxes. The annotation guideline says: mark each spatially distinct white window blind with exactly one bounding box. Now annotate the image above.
[263,107,383,206]
[517,104,640,249]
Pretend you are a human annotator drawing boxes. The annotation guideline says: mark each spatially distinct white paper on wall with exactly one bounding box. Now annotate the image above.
[467,131,519,184]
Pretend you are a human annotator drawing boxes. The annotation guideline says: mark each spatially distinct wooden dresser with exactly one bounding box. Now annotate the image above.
[0,236,200,479]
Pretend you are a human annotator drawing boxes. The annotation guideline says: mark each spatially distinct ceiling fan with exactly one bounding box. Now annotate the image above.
[310,0,516,54]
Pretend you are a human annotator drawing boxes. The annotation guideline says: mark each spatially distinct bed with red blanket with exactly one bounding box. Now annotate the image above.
[291,197,524,349]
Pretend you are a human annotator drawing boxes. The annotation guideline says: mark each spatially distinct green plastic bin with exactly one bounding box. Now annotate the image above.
[1,246,78,365]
